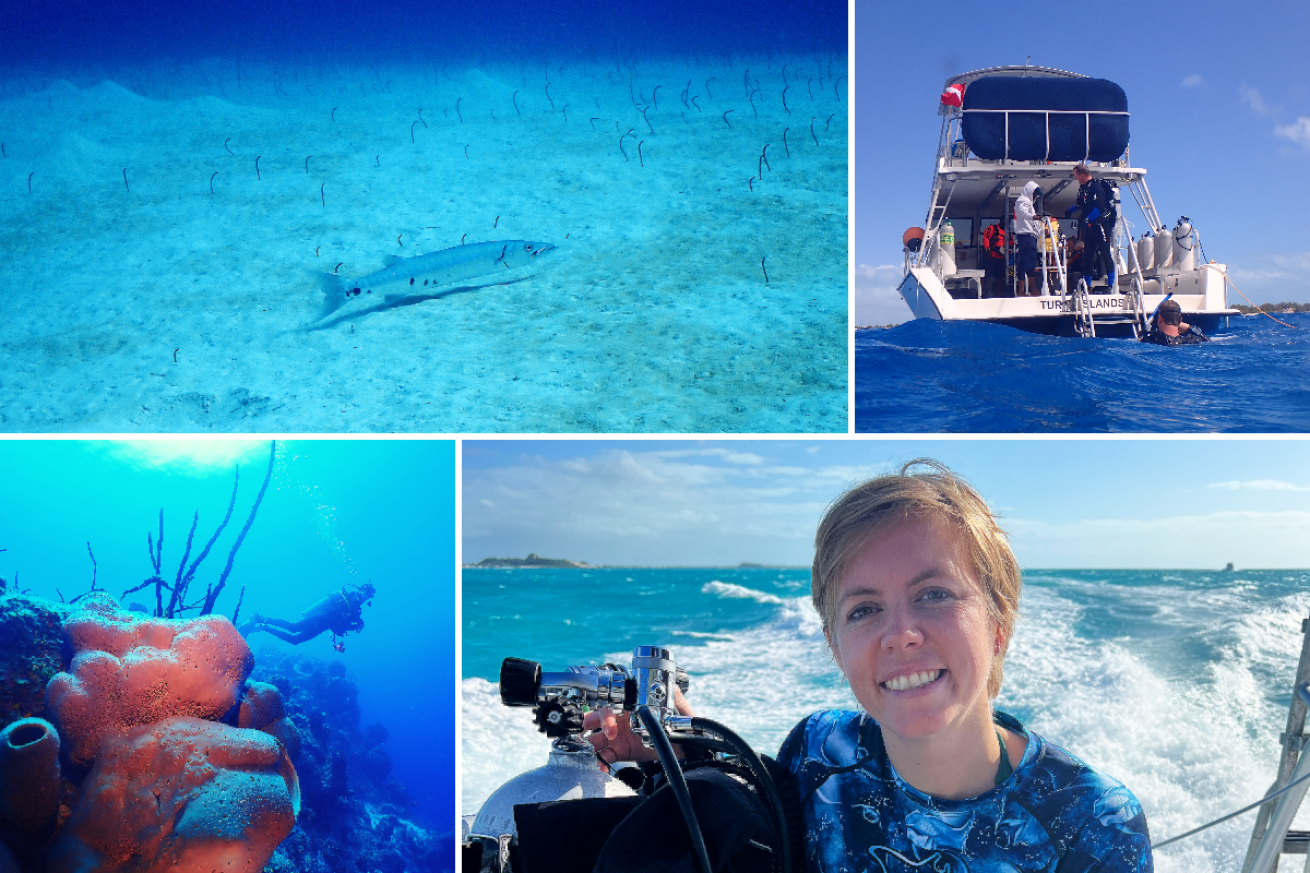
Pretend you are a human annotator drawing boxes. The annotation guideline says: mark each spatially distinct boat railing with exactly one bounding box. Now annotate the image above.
[1039,217,1068,298]
[1123,175,1165,236]
[918,114,957,266]
[1241,608,1310,873]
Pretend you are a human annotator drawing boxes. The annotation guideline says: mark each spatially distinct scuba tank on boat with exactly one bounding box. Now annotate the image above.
[1172,216,1197,272]
[1154,225,1173,271]
[464,646,796,873]
[939,220,957,276]
[1137,232,1155,273]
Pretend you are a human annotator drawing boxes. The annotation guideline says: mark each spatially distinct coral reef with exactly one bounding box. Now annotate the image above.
[46,717,298,873]
[45,594,253,769]
[0,594,69,730]
[250,650,452,873]
[0,590,451,873]
[238,680,302,761]
[0,718,60,835]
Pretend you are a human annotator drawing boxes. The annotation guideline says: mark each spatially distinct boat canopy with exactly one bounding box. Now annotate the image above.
[961,76,1129,162]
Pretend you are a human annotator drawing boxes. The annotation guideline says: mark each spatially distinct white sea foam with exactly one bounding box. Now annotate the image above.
[1002,585,1310,873]
[702,580,786,604]
[463,575,1310,873]
[461,677,557,814]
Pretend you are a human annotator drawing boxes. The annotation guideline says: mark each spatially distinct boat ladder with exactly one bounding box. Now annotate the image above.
[1118,218,1150,338]
[1072,278,1145,339]
[1072,280,1096,337]
[1242,610,1310,873]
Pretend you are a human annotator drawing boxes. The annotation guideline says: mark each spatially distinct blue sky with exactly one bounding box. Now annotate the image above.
[854,0,1310,325]
[464,438,1310,569]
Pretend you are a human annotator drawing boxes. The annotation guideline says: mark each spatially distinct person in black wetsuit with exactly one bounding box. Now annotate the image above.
[1142,298,1209,345]
[1068,164,1116,291]
[240,582,376,649]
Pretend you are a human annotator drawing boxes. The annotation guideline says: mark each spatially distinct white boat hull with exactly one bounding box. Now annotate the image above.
[898,263,1235,338]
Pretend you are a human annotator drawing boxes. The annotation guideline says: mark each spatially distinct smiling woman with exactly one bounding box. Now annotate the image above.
[580,458,1157,872]
[783,459,1154,872]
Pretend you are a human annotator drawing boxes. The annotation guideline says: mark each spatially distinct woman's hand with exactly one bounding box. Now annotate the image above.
[584,686,695,769]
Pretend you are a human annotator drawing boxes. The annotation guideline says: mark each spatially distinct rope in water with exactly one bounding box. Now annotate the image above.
[1151,769,1310,850]
[1217,265,1300,329]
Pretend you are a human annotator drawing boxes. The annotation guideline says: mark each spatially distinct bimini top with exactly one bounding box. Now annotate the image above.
[945,65,1087,88]
[958,73,1129,163]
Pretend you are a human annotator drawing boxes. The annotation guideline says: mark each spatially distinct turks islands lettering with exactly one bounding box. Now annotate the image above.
[1039,296,1128,312]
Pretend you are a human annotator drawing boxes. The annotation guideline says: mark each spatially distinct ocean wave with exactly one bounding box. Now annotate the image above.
[460,677,555,815]
[1002,583,1308,873]
[702,580,785,604]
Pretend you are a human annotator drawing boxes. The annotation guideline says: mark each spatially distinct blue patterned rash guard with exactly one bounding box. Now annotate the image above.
[774,710,1153,873]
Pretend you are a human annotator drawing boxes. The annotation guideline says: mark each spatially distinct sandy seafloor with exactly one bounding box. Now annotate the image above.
[0,54,846,432]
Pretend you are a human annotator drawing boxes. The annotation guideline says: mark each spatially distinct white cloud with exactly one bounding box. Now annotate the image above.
[1209,480,1310,492]
[854,263,908,327]
[1276,117,1310,150]
[1181,74,1203,89]
[463,449,893,565]
[652,448,769,466]
[1008,510,1310,569]
[1226,252,1310,301]
[1239,83,1270,116]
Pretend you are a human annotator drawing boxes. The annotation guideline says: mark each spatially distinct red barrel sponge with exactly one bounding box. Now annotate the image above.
[45,596,253,769]
[47,716,299,873]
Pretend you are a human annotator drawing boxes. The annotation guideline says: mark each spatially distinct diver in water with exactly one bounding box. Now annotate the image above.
[1142,298,1209,346]
[240,582,376,651]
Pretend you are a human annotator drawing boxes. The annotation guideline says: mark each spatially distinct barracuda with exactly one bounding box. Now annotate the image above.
[310,239,557,327]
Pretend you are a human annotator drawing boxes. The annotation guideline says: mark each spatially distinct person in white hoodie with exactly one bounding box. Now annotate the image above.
[1013,181,1042,297]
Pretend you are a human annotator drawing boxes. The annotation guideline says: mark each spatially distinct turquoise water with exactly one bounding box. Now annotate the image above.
[0,440,455,830]
[0,1,847,433]
[462,565,1310,873]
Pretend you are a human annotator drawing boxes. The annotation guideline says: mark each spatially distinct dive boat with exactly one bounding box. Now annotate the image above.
[897,65,1238,338]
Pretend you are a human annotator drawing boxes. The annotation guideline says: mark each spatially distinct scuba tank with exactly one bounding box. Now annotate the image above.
[1137,232,1155,273]
[1154,226,1173,271]
[464,648,794,873]
[1172,216,1196,271]
[469,737,636,842]
[939,220,957,276]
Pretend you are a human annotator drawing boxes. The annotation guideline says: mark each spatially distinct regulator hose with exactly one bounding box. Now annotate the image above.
[689,716,794,873]
[636,705,713,873]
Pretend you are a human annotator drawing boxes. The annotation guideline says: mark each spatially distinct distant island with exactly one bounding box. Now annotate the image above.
[470,553,592,569]
[1233,302,1310,315]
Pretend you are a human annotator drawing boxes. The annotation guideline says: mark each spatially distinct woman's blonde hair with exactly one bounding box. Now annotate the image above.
[812,459,1022,698]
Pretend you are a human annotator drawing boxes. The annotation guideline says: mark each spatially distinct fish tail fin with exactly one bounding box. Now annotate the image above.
[312,271,349,319]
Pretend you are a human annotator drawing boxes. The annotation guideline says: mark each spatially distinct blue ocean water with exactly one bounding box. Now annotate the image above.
[0,1,847,433]
[855,313,1310,432]
[0,440,455,831]
[462,565,1310,873]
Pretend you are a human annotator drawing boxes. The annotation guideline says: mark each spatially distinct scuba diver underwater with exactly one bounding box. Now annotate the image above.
[240,581,376,652]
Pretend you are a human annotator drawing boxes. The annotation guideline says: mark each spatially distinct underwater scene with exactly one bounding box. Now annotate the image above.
[0,440,455,872]
[0,0,847,433]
